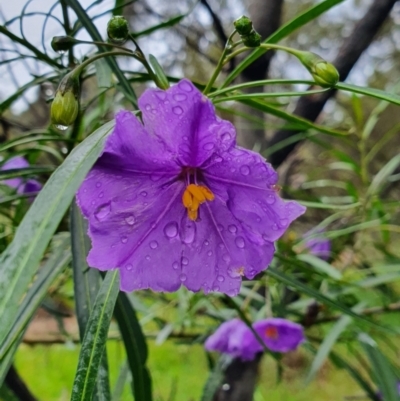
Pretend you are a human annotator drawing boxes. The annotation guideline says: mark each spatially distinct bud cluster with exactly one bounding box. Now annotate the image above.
[234,16,261,48]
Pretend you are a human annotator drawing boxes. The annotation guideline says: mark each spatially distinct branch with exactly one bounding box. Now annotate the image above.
[267,0,398,168]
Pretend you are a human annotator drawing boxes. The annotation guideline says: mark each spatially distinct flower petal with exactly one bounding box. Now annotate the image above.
[139,79,236,167]
[253,318,305,353]
[1,156,29,189]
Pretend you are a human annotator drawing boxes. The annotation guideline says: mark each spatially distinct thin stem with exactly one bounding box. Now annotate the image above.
[60,0,74,67]
[203,30,237,95]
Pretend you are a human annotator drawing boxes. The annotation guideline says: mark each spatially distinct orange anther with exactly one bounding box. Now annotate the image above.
[182,188,193,209]
[265,326,279,339]
[187,184,206,203]
[182,184,214,221]
[199,185,215,201]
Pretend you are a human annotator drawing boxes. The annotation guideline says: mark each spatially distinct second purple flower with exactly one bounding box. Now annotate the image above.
[77,80,305,294]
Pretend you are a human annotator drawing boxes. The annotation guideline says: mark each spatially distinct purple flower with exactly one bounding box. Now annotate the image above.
[77,79,305,294]
[303,228,331,261]
[1,156,42,196]
[205,318,305,360]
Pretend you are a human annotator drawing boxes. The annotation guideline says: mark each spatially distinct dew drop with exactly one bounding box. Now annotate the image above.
[179,80,193,92]
[172,261,179,270]
[140,191,147,197]
[222,254,230,263]
[98,191,104,198]
[227,288,239,297]
[126,263,133,270]
[256,217,261,222]
[207,250,213,257]
[213,285,220,291]
[164,222,178,238]
[145,104,152,111]
[228,224,237,233]
[183,135,189,141]
[204,240,209,246]
[280,218,289,227]
[155,90,166,100]
[94,203,111,221]
[240,165,250,176]
[54,124,68,131]
[173,106,183,115]
[125,215,135,225]
[217,275,225,282]
[266,194,276,205]
[145,255,151,261]
[150,241,158,249]
[272,224,279,231]
[230,168,236,173]
[235,236,245,248]
[214,156,223,163]
[150,173,162,182]
[181,219,196,244]
[221,132,231,142]
[173,93,187,101]
[121,236,128,244]
[179,273,187,282]
[203,142,214,150]
[96,182,102,188]
[217,224,224,232]
[181,256,189,266]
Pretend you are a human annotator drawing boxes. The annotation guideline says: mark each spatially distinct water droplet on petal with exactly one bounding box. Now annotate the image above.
[140,191,147,197]
[155,91,166,100]
[96,182,101,188]
[227,288,239,297]
[181,219,196,244]
[145,104,152,111]
[163,222,178,238]
[272,224,279,231]
[214,156,222,163]
[221,132,231,142]
[217,224,224,232]
[173,93,187,101]
[183,135,189,141]
[235,236,245,248]
[173,106,183,115]
[240,165,250,176]
[121,236,128,244]
[266,194,276,204]
[172,261,179,270]
[217,275,225,282]
[228,224,237,233]
[145,255,151,261]
[181,256,189,266]
[179,80,193,92]
[98,191,104,198]
[203,142,214,150]
[125,215,135,225]
[95,203,111,221]
[54,124,68,131]
[213,285,220,291]
[223,254,230,263]
[179,273,187,282]
[204,240,209,246]
[150,241,158,249]
[207,250,213,257]
[280,218,289,227]
[126,263,133,270]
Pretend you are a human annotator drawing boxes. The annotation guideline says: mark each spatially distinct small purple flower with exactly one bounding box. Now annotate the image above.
[77,80,305,294]
[1,156,42,196]
[303,228,331,261]
[205,318,305,360]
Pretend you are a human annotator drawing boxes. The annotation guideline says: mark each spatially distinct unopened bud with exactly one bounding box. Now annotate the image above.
[242,30,261,48]
[233,16,253,36]
[107,16,129,44]
[51,36,78,53]
[51,72,80,129]
[297,51,339,87]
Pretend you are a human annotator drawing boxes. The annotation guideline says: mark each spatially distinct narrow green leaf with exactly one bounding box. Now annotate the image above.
[267,268,393,333]
[71,270,120,401]
[71,203,111,401]
[114,293,153,401]
[336,82,400,107]
[201,355,232,401]
[0,120,114,347]
[132,15,186,38]
[64,0,137,105]
[0,166,54,180]
[222,0,345,87]
[297,254,342,280]
[359,334,400,401]
[367,154,400,197]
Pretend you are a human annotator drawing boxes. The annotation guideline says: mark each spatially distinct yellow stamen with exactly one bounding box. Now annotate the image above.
[182,184,214,221]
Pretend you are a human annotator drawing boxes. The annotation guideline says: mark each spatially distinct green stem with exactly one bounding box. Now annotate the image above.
[60,0,75,67]
[203,30,237,95]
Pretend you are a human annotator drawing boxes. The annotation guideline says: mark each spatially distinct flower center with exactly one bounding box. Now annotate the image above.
[265,326,279,340]
[182,184,214,221]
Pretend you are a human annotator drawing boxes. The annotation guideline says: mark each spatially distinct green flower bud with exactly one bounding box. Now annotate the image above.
[242,30,261,48]
[297,51,339,87]
[51,36,77,53]
[107,16,129,44]
[51,72,80,129]
[234,16,253,36]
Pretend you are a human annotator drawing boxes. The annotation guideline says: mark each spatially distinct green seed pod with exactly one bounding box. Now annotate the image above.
[51,36,77,53]
[297,51,339,87]
[51,72,80,129]
[242,30,261,48]
[233,16,253,36]
[107,16,129,44]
